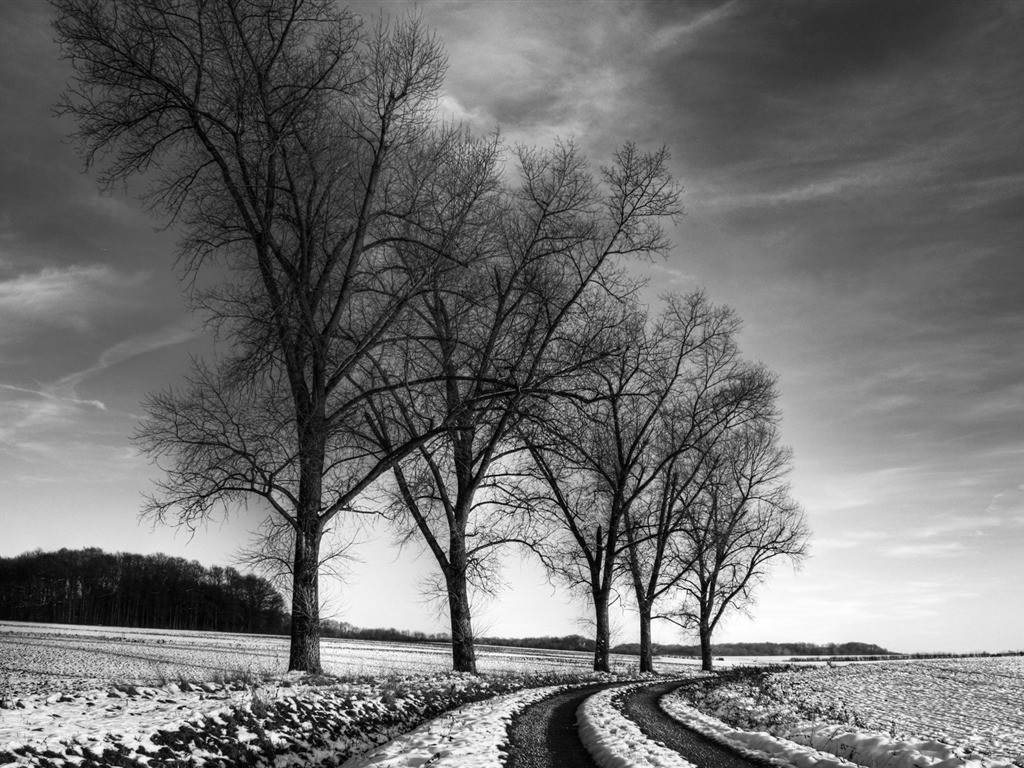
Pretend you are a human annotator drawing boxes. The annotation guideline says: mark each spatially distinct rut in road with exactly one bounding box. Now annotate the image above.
[619,679,774,768]
[505,678,773,768]
[504,681,628,768]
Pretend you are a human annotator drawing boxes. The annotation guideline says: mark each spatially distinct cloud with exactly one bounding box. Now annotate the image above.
[417,1,671,150]
[0,264,147,342]
[723,571,987,649]
[50,323,198,401]
[796,466,919,515]
[699,172,883,211]
[644,262,700,290]
[0,382,106,412]
[913,511,1020,540]
[811,530,888,551]
[883,541,969,558]
[984,486,1024,527]
[649,1,739,51]
[0,322,197,458]
[0,384,106,460]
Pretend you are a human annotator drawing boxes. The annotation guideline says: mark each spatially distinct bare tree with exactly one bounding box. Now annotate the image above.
[621,292,780,673]
[666,422,810,671]
[621,444,710,673]
[521,291,773,672]
[234,513,356,610]
[364,140,681,673]
[54,0,494,671]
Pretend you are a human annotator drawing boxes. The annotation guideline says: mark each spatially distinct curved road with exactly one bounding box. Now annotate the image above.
[505,678,771,768]
[620,679,775,768]
[505,681,624,768]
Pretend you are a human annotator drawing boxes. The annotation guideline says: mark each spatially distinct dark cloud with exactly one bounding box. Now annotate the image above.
[643,0,1021,180]
[0,3,179,273]
[727,1,965,84]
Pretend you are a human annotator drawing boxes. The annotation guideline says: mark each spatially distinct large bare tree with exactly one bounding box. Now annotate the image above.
[667,422,810,671]
[364,140,680,673]
[54,0,494,671]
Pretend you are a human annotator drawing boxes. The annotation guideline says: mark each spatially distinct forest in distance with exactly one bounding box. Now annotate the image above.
[0,548,286,635]
[1,547,892,658]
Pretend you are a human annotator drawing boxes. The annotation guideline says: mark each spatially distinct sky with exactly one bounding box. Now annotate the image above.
[1,0,1022,655]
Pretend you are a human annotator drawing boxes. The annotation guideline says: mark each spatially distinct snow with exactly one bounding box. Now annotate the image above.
[659,664,1024,768]
[340,684,565,767]
[660,692,858,768]
[0,621,653,767]
[0,620,679,681]
[577,683,695,768]
[3,622,1021,768]
[0,665,565,766]
[762,659,1024,762]
[0,680,242,749]
[339,679,706,768]
[783,724,1021,768]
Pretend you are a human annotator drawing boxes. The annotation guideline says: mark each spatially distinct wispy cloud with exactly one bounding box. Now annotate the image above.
[0,384,105,459]
[726,573,985,649]
[699,170,885,210]
[811,530,888,551]
[0,322,197,456]
[50,323,197,402]
[650,1,739,51]
[984,486,1024,528]
[883,541,969,558]
[0,263,147,342]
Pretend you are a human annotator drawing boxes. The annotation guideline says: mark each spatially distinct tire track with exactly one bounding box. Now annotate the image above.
[504,681,628,768]
[619,679,774,768]
[505,677,772,768]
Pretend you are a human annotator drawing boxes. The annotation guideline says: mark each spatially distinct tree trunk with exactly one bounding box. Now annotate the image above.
[288,524,322,673]
[699,617,713,672]
[446,563,478,674]
[287,402,327,673]
[593,587,611,673]
[638,603,654,674]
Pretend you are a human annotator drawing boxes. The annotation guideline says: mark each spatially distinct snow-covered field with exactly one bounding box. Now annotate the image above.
[0,621,666,766]
[0,621,686,692]
[2,621,1021,768]
[768,658,1024,758]
[664,659,1024,768]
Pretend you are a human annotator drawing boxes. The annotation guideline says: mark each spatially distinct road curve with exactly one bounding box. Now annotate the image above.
[619,679,775,768]
[504,681,628,768]
[505,677,772,768]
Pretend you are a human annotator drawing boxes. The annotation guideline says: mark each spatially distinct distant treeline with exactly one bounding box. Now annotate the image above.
[0,548,287,634]
[611,641,893,657]
[320,622,598,651]
[481,634,595,652]
[0,549,900,658]
[806,650,1024,662]
[325,624,893,658]
[320,621,451,644]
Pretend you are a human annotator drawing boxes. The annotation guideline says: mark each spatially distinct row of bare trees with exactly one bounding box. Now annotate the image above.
[518,293,807,673]
[53,0,807,674]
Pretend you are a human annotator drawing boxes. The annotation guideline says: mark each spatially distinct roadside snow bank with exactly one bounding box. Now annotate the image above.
[660,692,1021,768]
[784,724,1020,768]
[0,673,583,767]
[660,692,855,768]
[577,683,695,768]
[340,684,564,767]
